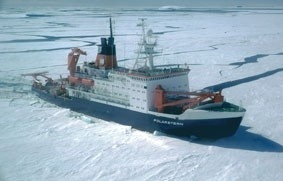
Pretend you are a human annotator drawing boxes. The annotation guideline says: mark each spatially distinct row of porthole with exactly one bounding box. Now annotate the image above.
[130,105,145,110]
[130,74,181,81]
[131,97,146,102]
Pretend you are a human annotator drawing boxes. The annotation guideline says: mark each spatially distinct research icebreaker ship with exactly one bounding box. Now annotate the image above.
[23,18,246,138]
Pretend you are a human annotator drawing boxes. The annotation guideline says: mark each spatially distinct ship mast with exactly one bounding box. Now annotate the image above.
[133,18,158,70]
[110,17,113,38]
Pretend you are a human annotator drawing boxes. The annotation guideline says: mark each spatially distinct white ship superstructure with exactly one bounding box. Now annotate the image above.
[67,65,190,113]
[67,18,190,113]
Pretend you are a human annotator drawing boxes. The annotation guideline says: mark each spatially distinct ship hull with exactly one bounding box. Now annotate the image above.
[32,87,244,138]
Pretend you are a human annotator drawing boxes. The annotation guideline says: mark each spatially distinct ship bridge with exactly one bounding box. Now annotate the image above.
[127,64,190,81]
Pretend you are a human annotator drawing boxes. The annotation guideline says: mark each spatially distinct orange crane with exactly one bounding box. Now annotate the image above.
[67,48,87,76]
[154,85,224,113]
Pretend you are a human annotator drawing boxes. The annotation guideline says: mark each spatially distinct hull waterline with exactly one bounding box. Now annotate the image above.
[33,87,244,138]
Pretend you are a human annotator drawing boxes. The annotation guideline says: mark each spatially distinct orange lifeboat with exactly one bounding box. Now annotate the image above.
[69,76,82,85]
[82,78,94,87]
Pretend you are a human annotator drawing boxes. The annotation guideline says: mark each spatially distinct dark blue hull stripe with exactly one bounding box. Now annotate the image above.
[33,88,243,138]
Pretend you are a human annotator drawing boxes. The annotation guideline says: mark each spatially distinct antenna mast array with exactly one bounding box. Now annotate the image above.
[133,18,158,70]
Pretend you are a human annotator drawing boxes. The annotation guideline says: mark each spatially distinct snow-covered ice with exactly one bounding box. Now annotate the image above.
[0,7,283,181]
